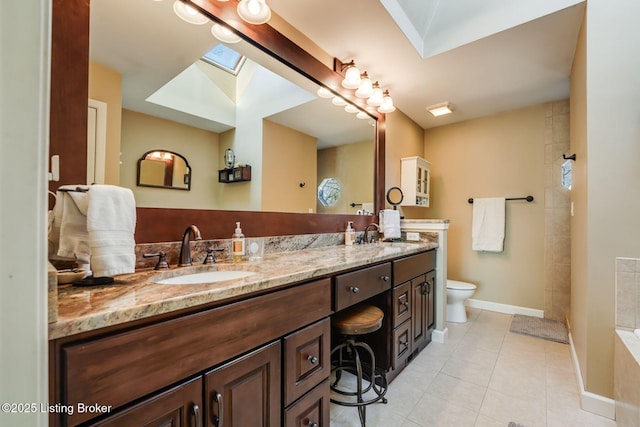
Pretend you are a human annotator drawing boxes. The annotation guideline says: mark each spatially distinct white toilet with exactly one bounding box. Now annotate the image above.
[446,280,477,323]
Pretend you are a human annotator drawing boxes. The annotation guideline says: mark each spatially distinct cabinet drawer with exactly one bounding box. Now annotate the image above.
[334,263,391,311]
[62,279,331,426]
[393,250,436,286]
[392,320,412,370]
[284,318,331,406]
[392,282,411,328]
[284,379,330,427]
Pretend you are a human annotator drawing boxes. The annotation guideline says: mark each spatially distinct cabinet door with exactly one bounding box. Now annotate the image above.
[205,342,281,427]
[89,377,202,427]
[411,275,427,349]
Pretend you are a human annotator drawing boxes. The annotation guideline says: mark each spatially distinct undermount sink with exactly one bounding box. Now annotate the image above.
[153,270,256,285]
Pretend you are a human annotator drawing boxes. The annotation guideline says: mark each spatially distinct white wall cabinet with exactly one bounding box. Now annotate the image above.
[400,156,431,207]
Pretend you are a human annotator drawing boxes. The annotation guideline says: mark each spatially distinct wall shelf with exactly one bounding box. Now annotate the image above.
[218,165,251,183]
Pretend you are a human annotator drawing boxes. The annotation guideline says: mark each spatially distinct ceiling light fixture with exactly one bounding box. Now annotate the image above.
[173,0,209,25]
[426,102,454,117]
[340,60,361,89]
[237,0,271,25]
[211,23,241,43]
[377,90,396,114]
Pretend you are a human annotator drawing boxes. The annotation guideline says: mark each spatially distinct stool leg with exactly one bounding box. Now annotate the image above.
[351,341,366,427]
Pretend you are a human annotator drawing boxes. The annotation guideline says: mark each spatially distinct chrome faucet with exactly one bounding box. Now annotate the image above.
[363,223,380,244]
[178,225,202,267]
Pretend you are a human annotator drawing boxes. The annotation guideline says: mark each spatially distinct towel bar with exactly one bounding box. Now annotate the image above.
[468,196,533,204]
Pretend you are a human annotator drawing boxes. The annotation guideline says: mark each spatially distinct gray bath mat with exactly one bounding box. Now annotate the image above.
[508,423,525,427]
[509,314,569,344]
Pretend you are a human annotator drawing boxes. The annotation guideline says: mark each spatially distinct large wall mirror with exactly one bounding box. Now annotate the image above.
[91,0,377,216]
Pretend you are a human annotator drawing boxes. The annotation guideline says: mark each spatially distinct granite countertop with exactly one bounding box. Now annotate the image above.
[49,241,437,340]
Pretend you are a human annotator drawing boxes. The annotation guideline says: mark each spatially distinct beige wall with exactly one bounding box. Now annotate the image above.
[261,120,317,213]
[88,61,122,185]
[570,14,588,393]
[385,109,425,210]
[423,105,546,309]
[570,0,640,399]
[120,109,221,210]
[317,140,373,214]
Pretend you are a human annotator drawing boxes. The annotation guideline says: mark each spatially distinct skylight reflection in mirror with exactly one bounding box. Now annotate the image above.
[202,44,246,75]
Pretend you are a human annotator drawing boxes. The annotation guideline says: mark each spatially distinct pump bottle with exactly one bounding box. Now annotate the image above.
[232,222,245,262]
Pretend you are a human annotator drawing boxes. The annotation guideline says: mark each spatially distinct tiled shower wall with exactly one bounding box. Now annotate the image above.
[544,100,571,321]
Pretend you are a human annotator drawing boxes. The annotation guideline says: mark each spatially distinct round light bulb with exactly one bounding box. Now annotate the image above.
[317,87,333,98]
[332,96,347,106]
[211,23,241,43]
[345,104,359,114]
[173,0,209,25]
[237,0,271,24]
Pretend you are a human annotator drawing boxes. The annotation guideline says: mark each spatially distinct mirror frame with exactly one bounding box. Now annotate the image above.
[49,0,386,242]
[137,150,192,191]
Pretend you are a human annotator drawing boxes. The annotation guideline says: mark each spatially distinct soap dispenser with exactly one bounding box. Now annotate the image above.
[345,221,356,246]
[232,222,245,262]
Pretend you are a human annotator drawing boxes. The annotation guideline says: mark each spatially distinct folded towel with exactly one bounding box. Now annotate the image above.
[472,197,505,252]
[49,185,91,263]
[87,185,137,277]
[381,209,401,240]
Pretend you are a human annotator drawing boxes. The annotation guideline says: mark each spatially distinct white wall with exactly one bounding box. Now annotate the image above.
[0,1,50,426]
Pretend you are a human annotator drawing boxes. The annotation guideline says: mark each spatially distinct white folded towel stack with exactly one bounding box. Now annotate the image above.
[49,185,91,263]
[471,197,506,252]
[87,185,137,277]
[381,209,401,240]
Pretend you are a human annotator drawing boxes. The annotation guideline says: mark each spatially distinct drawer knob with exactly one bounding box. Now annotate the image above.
[349,286,360,293]
[309,423,319,427]
[308,355,319,365]
[401,301,409,308]
[380,275,390,282]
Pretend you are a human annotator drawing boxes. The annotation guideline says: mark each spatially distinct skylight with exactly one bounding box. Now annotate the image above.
[201,44,246,75]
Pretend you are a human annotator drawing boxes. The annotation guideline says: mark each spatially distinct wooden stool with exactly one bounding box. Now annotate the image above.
[331,305,388,427]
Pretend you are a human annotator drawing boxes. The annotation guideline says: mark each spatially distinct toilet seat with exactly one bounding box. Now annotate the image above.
[447,280,476,290]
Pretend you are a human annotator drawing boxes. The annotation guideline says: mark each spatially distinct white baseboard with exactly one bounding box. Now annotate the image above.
[465,298,544,318]
[567,329,616,420]
[431,328,448,343]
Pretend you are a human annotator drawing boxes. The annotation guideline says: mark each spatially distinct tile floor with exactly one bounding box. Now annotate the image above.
[329,308,618,427]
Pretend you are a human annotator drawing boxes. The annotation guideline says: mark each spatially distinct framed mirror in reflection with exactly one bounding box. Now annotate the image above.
[137,150,191,191]
[90,0,375,215]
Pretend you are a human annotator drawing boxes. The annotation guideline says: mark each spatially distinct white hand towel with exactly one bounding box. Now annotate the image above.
[382,209,401,240]
[472,197,505,252]
[87,185,137,277]
[49,185,91,263]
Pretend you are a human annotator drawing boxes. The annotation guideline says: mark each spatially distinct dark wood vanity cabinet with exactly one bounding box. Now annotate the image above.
[51,249,436,426]
[389,250,436,378]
